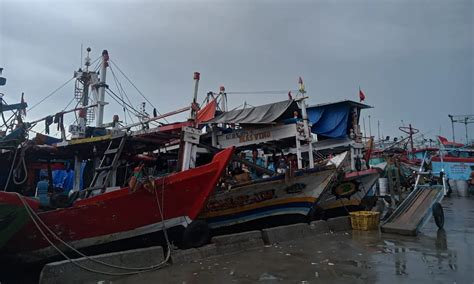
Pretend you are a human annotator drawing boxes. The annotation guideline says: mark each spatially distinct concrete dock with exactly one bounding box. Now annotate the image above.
[113,197,474,284]
[2,197,473,283]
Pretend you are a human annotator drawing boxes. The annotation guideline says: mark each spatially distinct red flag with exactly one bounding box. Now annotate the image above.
[437,136,448,145]
[288,91,292,100]
[437,136,464,147]
[196,99,217,123]
[359,88,365,102]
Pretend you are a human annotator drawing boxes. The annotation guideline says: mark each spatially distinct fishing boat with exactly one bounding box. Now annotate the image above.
[0,49,234,262]
[201,166,337,230]
[0,147,233,262]
[304,100,383,217]
[195,88,340,230]
[431,136,474,196]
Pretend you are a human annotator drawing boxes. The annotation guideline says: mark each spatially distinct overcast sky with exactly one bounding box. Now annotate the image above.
[1,0,472,142]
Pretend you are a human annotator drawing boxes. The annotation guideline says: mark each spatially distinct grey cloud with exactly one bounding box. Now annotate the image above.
[0,0,472,141]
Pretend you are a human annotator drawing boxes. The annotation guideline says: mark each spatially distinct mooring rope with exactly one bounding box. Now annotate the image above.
[13,188,172,275]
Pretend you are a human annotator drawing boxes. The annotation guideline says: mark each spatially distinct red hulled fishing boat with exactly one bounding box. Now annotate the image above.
[0,147,233,262]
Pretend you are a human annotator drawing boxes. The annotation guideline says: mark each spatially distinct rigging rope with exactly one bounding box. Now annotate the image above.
[13,146,28,185]
[226,90,297,95]
[3,145,19,191]
[28,77,75,112]
[110,60,169,123]
[110,67,128,123]
[105,89,142,117]
[13,179,173,275]
[109,66,135,125]
[62,96,77,112]
[15,193,171,276]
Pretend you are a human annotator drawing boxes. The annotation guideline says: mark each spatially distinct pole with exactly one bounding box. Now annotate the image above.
[368,115,372,138]
[363,117,366,139]
[448,115,455,142]
[96,50,109,127]
[409,124,414,152]
[299,96,314,168]
[190,72,200,120]
[465,117,469,144]
[73,154,81,191]
[377,120,381,142]
[80,44,83,69]
[219,86,226,112]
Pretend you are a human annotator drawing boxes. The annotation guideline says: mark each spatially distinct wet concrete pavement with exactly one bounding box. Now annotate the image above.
[110,197,474,284]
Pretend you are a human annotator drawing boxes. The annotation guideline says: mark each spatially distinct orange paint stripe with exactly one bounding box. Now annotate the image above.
[201,196,316,218]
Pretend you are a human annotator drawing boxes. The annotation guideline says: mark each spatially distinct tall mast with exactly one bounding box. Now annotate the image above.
[82,48,91,111]
[96,50,109,127]
[190,72,200,121]
[71,47,97,139]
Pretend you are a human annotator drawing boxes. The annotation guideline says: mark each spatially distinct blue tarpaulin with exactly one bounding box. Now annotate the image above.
[307,103,351,138]
[44,162,87,194]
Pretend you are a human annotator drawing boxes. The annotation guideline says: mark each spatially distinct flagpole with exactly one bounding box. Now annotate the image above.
[377,120,381,142]
[368,115,372,138]
[363,116,367,140]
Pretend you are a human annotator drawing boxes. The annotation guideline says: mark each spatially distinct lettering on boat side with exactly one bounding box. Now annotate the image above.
[224,130,272,143]
[204,189,276,212]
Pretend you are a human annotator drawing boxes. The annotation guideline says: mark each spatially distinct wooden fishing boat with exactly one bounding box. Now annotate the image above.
[200,165,337,230]
[0,48,233,263]
[0,147,233,262]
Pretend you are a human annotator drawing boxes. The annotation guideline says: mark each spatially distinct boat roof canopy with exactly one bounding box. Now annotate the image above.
[308,100,372,109]
[205,99,299,125]
[307,100,371,140]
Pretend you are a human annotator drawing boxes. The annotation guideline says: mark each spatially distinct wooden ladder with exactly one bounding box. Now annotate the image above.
[87,134,127,194]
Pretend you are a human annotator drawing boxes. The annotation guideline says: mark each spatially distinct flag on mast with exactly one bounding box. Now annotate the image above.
[359,87,366,102]
[298,77,306,94]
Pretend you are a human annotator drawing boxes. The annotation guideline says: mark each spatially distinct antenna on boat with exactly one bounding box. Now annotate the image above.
[80,44,83,70]
[85,47,91,72]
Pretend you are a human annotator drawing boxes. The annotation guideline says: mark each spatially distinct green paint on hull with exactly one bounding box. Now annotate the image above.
[0,204,29,249]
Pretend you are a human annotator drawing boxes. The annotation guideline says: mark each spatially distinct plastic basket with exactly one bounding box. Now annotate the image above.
[349,211,380,231]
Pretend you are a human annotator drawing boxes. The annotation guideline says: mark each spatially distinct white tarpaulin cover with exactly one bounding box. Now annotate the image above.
[205,99,299,124]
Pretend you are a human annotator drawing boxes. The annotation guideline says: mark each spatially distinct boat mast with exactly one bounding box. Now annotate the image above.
[181,72,201,171]
[80,48,91,126]
[190,72,200,121]
[70,47,100,139]
[96,50,109,127]
[219,86,227,112]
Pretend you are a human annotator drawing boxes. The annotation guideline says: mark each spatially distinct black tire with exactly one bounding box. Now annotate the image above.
[181,220,210,249]
[432,202,444,229]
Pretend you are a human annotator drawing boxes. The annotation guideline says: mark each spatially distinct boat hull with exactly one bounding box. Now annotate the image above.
[317,168,381,215]
[0,147,234,262]
[200,167,337,230]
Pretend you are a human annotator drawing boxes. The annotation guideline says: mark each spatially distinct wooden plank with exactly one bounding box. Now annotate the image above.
[382,187,438,235]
